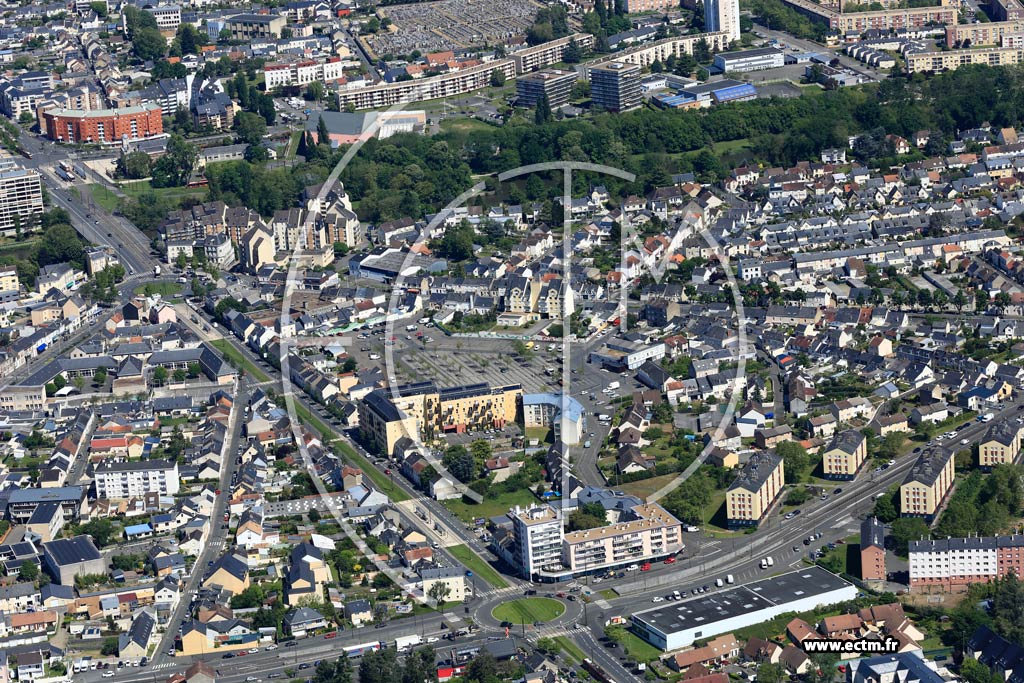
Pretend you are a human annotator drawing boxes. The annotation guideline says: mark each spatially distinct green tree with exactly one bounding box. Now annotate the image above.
[18,560,38,582]
[151,134,198,187]
[305,81,325,102]
[891,517,930,555]
[79,518,116,547]
[872,490,898,523]
[116,151,152,179]
[564,38,583,63]
[101,637,119,656]
[428,580,451,612]
[758,663,786,683]
[442,446,476,483]
[316,114,331,146]
[490,69,506,87]
[776,440,809,484]
[960,658,993,683]
[38,223,84,269]
[535,95,552,125]
[152,366,168,386]
[93,368,107,385]
[132,27,167,61]
[236,111,268,145]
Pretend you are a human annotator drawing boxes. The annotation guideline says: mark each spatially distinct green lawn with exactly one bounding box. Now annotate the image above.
[619,473,680,500]
[554,636,586,663]
[120,180,207,203]
[439,118,496,135]
[620,631,662,663]
[712,138,752,155]
[444,488,537,523]
[209,339,271,382]
[448,544,509,589]
[88,184,120,212]
[134,282,182,297]
[492,598,565,624]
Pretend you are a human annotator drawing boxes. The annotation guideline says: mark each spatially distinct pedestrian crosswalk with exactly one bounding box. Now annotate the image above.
[149,662,178,672]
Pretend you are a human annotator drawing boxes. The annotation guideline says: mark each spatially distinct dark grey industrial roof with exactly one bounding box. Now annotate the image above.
[632,566,852,636]
[42,536,102,566]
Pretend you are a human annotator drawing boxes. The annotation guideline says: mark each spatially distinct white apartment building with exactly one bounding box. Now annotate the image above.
[144,5,182,31]
[910,539,997,585]
[510,505,563,579]
[93,459,180,499]
[0,160,43,238]
[563,503,683,572]
[263,58,347,89]
[705,0,741,44]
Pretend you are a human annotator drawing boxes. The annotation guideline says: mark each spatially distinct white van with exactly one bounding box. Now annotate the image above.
[726,574,734,584]
[766,556,774,567]
[715,578,724,587]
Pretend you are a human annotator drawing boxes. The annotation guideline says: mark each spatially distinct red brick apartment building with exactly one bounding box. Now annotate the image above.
[42,103,162,144]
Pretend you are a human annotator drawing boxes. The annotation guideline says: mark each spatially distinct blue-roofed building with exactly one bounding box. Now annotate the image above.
[522,393,584,444]
[656,79,757,109]
[124,523,153,540]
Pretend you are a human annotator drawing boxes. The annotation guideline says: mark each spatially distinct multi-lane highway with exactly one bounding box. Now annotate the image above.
[17,132,158,275]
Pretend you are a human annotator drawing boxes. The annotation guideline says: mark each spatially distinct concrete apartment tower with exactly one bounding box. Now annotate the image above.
[705,0,741,44]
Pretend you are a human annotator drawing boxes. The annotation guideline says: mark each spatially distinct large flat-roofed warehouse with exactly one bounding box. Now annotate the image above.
[630,566,857,651]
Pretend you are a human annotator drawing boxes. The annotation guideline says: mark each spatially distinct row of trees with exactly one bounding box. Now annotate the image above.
[334,63,1024,224]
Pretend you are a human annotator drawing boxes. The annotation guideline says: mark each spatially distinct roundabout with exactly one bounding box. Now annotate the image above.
[491,597,566,625]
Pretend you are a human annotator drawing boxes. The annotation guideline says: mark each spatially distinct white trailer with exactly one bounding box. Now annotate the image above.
[394,634,422,652]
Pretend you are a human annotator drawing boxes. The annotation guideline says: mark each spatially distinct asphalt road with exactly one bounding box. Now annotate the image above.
[151,381,250,666]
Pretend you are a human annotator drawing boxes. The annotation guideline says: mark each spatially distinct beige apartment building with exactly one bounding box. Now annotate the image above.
[979,420,1023,468]
[823,429,868,480]
[726,451,784,528]
[780,0,956,31]
[359,381,522,455]
[900,448,955,522]
[906,46,1024,73]
[563,503,683,572]
[945,20,1024,47]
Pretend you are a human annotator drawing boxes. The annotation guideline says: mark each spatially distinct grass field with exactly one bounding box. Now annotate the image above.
[209,339,271,383]
[619,631,662,663]
[619,473,679,499]
[88,184,120,212]
[120,180,207,203]
[439,118,496,135]
[554,636,586,663]
[492,598,565,624]
[448,544,509,589]
[134,282,182,298]
[444,488,536,522]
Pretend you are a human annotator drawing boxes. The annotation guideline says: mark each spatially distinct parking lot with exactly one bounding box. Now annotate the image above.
[366,0,540,56]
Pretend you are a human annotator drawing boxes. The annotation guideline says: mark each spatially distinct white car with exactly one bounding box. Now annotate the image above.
[265,644,278,651]
[369,353,381,360]
[247,648,260,654]
[427,636,440,643]
[626,564,639,571]
[651,596,664,603]
[887,459,896,466]
[102,673,115,679]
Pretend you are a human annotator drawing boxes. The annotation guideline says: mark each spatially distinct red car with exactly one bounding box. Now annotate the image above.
[640,563,651,571]
[664,557,677,564]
